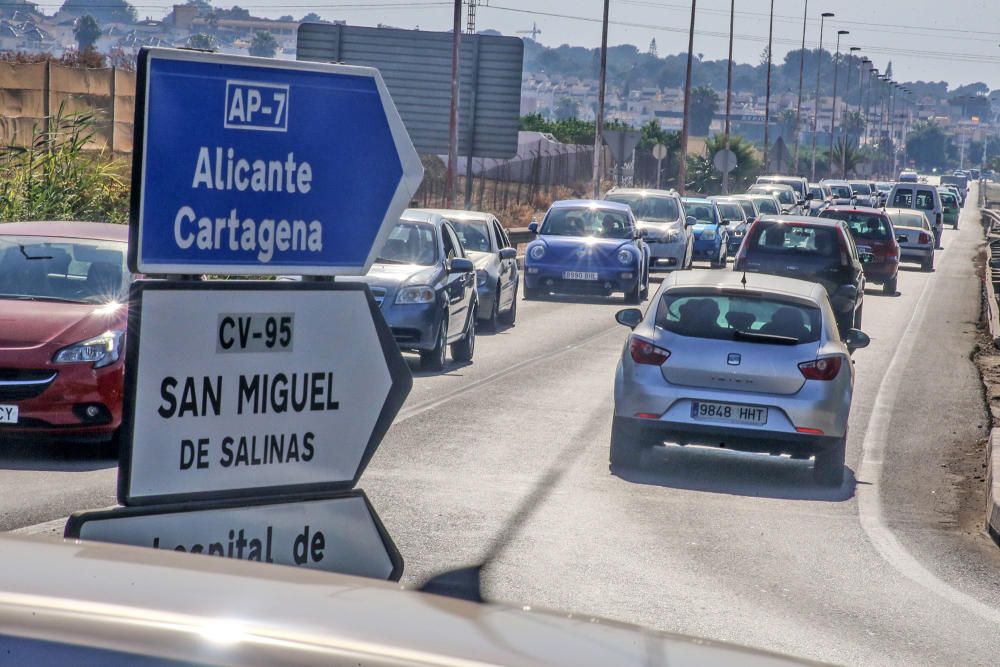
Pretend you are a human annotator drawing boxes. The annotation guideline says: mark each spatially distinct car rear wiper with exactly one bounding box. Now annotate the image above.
[374,257,407,264]
[19,244,53,260]
[734,329,800,345]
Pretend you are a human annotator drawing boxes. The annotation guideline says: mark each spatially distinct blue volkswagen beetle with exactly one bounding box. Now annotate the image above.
[681,196,729,268]
[524,200,650,303]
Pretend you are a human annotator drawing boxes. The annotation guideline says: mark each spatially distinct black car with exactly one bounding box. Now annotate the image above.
[733,216,867,335]
[360,210,479,371]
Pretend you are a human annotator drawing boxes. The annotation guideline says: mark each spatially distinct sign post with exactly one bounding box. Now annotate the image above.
[67,48,420,582]
[652,143,668,189]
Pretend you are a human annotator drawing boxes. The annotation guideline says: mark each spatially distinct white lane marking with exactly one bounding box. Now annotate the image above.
[857,216,1000,625]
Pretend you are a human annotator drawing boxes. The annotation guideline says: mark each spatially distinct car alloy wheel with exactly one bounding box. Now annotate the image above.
[451,310,476,362]
[485,286,500,332]
[420,316,448,371]
[500,283,517,325]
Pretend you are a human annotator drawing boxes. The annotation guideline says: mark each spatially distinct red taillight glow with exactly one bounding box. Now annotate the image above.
[795,427,825,435]
[635,412,661,419]
[630,337,671,365]
[798,357,843,381]
[918,232,931,244]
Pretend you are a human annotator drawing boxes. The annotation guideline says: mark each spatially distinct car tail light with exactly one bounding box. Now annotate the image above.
[836,229,850,266]
[733,221,756,270]
[630,336,670,365]
[798,357,843,381]
[918,232,931,244]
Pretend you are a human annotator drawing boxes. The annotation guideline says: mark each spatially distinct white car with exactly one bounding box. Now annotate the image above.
[605,188,694,272]
[612,271,869,486]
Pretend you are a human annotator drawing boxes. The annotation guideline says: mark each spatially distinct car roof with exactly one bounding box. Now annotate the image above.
[756,215,843,228]
[413,208,492,222]
[0,221,129,242]
[820,179,850,185]
[549,199,631,213]
[749,183,794,191]
[821,205,887,214]
[681,196,713,203]
[399,209,445,226]
[0,535,811,666]
[605,187,679,198]
[663,269,827,304]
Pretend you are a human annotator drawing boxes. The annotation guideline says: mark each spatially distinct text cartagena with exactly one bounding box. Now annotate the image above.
[172,147,322,263]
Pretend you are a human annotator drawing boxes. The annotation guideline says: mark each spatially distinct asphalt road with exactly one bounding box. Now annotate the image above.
[4,187,1000,665]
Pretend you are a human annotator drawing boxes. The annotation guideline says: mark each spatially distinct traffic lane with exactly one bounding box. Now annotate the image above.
[363,211,1000,665]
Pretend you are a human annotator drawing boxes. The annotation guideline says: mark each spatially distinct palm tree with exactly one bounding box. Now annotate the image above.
[831,140,867,178]
[686,134,762,195]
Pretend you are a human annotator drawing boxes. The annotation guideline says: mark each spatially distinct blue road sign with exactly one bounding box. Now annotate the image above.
[128,48,423,276]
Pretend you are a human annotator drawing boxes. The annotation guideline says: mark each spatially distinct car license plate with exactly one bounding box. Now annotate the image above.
[563,271,598,281]
[0,405,18,424]
[691,401,767,426]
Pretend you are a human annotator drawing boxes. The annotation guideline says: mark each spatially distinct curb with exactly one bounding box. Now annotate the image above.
[988,429,1000,546]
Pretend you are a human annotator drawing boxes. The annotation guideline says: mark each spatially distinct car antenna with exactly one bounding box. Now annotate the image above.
[741,271,748,288]
[418,436,586,603]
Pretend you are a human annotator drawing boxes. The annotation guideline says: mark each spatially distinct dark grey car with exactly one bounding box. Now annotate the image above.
[360,211,478,371]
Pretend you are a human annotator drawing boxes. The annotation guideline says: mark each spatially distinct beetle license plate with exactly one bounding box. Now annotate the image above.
[691,401,767,426]
[0,405,18,424]
[563,271,598,281]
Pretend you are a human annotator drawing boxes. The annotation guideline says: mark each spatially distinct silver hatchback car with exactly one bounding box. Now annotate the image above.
[612,271,869,485]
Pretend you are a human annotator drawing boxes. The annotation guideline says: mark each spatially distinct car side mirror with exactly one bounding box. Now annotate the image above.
[844,328,870,353]
[685,215,697,227]
[448,257,474,273]
[615,308,643,329]
[835,284,858,301]
[527,221,539,234]
[499,247,517,260]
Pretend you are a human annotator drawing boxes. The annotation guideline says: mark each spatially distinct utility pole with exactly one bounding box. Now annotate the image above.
[828,29,847,179]
[591,0,610,198]
[810,12,833,182]
[722,0,735,194]
[841,46,860,177]
[762,0,775,173]
[445,0,462,207]
[678,0,697,194]
[863,66,876,150]
[793,0,809,176]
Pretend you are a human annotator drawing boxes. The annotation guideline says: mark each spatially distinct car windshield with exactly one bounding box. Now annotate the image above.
[767,189,797,205]
[822,211,891,240]
[809,187,824,199]
[752,197,780,214]
[736,200,756,218]
[0,235,129,304]
[850,183,872,195]
[540,206,633,238]
[716,203,744,222]
[376,221,438,265]
[828,184,853,198]
[887,210,930,230]
[748,221,839,257]
[758,178,802,195]
[656,291,822,344]
[682,201,718,224]
[449,219,492,253]
[605,194,679,222]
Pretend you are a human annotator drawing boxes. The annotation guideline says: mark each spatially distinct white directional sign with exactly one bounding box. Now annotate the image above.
[118,281,411,506]
[65,491,402,581]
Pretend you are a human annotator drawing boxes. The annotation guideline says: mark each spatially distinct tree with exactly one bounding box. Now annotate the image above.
[301,12,322,22]
[248,31,279,58]
[187,33,214,50]
[689,85,719,136]
[554,97,580,121]
[906,121,949,170]
[831,140,867,177]
[73,15,101,52]
[840,110,866,145]
[776,108,798,142]
[647,38,657,58]
[685,134,762,195]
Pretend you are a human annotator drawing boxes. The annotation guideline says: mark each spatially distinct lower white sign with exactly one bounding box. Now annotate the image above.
[65,492,401,581]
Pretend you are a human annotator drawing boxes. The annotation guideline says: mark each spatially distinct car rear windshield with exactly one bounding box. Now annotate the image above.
[540,207,634,239]
[820,211,891,240]
[892,189,936,211]
[940,192,956,206]
[716,202,744,222]
[758,177,803,196]
[752,197,780,215]
[828,184,852,198]
[0,235,129,304]
[682,201,719,224]
[605,194,679,223]
[746,221,840,257]
[378,221,438,266]
[656,291,822,344]
[449,219,492,253]
[886,210,929,230]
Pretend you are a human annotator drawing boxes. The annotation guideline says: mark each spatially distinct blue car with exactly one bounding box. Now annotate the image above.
[524,200,650,303]
[681,197,729,268]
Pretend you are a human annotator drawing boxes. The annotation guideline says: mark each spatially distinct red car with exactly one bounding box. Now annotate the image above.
[0,221,130,449]
[819,206,901,295]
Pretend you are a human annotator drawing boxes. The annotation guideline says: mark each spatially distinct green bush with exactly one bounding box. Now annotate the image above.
[0,108,129,225]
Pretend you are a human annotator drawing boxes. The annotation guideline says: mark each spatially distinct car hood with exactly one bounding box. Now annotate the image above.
[637,220,682,237]
[359,263,440,289]
[0,299,126,351]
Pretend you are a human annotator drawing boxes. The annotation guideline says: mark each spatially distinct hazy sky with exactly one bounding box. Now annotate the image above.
[67,0,1000,90]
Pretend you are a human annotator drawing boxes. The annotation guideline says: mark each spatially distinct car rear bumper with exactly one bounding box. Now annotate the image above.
[862,262,898,283]
[899,245,933,263]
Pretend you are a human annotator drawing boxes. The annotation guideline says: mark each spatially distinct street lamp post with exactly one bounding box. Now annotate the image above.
[864,66,877,150]
[841,46,860,177]
[677,0,697,194]
[763,0,775,173]
[591,0,610,198]
[793,0,809,175]
[828,30,848,178]
[810,11,834,182]
[722,0,735,194]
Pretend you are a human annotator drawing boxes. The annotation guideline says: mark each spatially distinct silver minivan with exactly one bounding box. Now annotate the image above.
[887,183,943,248]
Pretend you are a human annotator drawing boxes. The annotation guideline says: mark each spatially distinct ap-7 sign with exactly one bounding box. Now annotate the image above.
[118,280,412,506]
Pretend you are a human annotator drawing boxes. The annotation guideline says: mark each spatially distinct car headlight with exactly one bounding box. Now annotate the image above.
[53,330,124,368]
[395,286,436,304]
[529,244,546,260]
[700,229,716,240]
[617,248,635,265]
[476,270,488,287]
